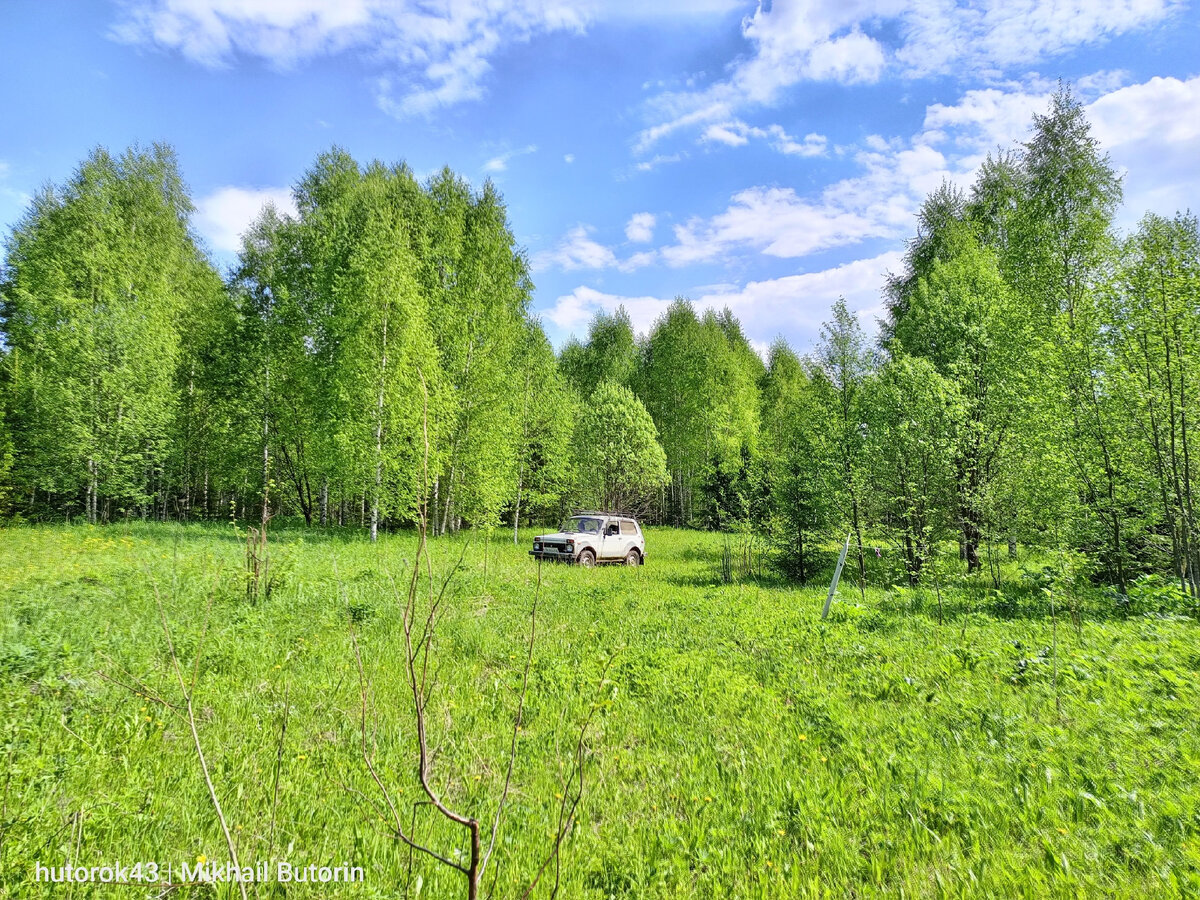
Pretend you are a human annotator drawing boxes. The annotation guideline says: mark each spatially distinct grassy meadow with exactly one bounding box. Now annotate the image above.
[1,523,1199,898]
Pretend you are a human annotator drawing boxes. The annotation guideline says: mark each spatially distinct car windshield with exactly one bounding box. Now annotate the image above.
[561,516,602,534]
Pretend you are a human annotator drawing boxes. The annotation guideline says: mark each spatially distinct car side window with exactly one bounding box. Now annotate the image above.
[620,520,636,535]
[606,522,619,536]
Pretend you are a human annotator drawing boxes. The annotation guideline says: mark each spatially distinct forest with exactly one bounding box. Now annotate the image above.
[2,85,1198,599]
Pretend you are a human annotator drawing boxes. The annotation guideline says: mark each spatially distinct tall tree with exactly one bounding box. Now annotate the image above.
[511,320,576,540]
[1016,85,1130,588]
[1107,212,1200,596]
[634,301,760,526]
[0,144,221,521]
[890,224,1029,573]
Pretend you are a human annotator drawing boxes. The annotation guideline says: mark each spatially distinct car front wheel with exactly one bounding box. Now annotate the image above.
[577,549,596,568]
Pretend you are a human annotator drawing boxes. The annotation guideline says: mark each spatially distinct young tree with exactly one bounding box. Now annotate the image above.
[865,355,959,584]
[813,298,873,590]
[758,340,830,580]
[573,381,667,515]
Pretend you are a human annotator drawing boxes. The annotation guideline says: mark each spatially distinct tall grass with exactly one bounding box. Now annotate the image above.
[1,523,1198,897]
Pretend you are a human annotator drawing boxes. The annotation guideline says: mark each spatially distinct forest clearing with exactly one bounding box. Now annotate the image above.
[2,523,1198,897]
[3,55,1200,899]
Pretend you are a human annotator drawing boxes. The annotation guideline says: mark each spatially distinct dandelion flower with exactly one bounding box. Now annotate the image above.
[798,735,807,742]
[777,829,786,836]
[196,855,206,864]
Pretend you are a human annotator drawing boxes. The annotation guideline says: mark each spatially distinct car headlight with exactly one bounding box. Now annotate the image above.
[533,541,541,550]
[565,541,574,552]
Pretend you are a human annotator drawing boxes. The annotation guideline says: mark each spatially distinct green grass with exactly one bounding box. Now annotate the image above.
[1,523,1198,898]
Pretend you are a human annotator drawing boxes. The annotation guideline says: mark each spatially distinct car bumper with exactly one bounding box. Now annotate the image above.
[529,550,576,563]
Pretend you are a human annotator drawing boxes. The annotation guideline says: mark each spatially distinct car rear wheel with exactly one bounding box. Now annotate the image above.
[577,549,596,568]
[625,548,641,566]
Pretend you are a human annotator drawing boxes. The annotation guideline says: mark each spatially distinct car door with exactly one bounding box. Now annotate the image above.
[600,519,622,559]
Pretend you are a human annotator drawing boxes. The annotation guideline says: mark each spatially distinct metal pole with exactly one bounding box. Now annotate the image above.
[822,532,852,620]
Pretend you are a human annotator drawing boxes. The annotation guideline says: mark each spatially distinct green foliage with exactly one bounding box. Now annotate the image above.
[573,380,667,513]
[0,143,223,521]
[865,354,959,583]
[3,525,1198,897]
[633,301,761,526]
[559,306,638,397]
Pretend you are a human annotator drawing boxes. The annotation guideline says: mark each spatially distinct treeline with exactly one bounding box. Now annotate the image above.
[1,88,1198,596]
[0,146,580,537]
[546,87,1200,597]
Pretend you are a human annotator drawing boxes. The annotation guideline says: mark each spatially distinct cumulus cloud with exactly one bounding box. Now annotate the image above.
[533,224,657,273]
[661,136,955,266]
[546,250,902,347]
[195,185,297,254]
[625,212,656,243]
[1088,75,1200,229]
[636,0,1179,153]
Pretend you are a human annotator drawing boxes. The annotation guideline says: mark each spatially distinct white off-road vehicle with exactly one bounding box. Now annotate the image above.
[530,512,645,567]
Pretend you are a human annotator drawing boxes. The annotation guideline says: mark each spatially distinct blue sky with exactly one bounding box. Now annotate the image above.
[2,1,1198,355]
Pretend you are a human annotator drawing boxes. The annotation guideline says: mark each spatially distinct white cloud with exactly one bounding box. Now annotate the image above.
[1088,75,1200,228]
[532,225,617,272]
[563,153,575,163]
[534,223,657,273]
[112,0,754,117]
[546,250,902,347]
[625,212,656,243]
[921,84,1052,155]
[617,250,657,273]
[112,0,589,117]
[482,144,537,173]
[701,120,827,157]
[636,0,1179,153]
[662,137,954,265]
[195,185,297,254]
[546,286,672,335]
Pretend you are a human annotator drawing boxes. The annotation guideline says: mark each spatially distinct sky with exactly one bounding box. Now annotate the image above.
[1,1,1198,356]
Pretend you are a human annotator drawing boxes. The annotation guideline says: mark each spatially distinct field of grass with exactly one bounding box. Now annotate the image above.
[1,523,1199,898]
